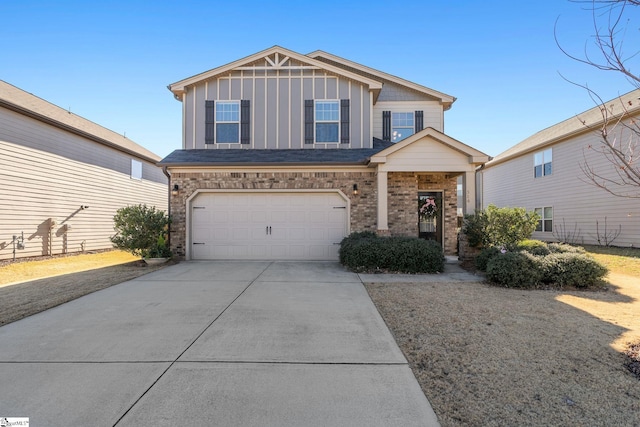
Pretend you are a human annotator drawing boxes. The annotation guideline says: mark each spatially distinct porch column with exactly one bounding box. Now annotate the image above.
[377,171,389,232]
[464,171,476,214]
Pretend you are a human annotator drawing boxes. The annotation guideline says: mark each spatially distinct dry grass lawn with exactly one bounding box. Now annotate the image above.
[366,246,640,426]
[0,251,171,326]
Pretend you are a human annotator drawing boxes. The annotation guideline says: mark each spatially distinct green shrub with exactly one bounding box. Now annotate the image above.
[548,243,586,254]
[111,204,171,258]
[339,231,378,263]
[485,251,543,288]
[462,210,489,248]
[485,205,540,251]
[541,253,608,287]
[340,235,444,273]
[475,246,502,271]
[517,239,551,256]
[462,205,539,250]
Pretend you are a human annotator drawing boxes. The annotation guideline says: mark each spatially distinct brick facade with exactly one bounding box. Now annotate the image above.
[169,170,458,257]
[388,172,458,255]
[169,171,377,257]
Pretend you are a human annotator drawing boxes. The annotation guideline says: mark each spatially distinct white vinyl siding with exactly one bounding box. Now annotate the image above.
[481,124,640,246]
[0,108,167,261]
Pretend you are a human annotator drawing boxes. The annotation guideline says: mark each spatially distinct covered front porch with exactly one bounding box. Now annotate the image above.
[369,128,489,255]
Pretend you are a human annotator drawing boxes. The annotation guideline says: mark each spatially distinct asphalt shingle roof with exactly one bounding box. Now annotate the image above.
[159,139,394,166]
[0,80,161,162]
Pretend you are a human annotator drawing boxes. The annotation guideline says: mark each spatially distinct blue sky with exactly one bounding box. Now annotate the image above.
[2,0,638,158]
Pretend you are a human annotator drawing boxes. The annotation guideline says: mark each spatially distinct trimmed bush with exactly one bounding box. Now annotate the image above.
[339,231,378,264]
[541,252,608,287]
[517,239,551,256]
[485,251,544,288]
[475,246,502,272]
[548,243,586,254]
[340,233,444,273]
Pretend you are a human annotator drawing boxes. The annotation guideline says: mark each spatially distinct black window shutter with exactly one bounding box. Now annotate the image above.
[340,99,350,144]
[205,100,215,144]
[382,110,391,141]
[241,100,251,144]
[415,110,424,133]
[304,100,314,144]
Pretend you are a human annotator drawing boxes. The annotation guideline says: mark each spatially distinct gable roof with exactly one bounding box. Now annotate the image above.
[486,89,640,168]
[369,127,489,165]
[168,46,383,101]
[0,80,161,163]
[307,50,456,110]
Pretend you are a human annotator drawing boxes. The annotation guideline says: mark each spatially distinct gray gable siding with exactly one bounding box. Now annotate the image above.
[183,70,371,150]
[377,81,436,102]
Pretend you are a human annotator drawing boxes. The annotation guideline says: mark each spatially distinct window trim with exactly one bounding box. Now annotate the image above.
[391,112,415,143]
[534,206,553,232]
[215,100,241,144]
[534,148,552,178]
[131,159,142,180]
[314,100,340,143]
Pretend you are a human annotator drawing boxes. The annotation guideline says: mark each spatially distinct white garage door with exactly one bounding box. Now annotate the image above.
[190,192,348,260]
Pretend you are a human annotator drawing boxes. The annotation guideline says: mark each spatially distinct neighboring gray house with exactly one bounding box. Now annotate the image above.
[160,46,489,260]
[480,89,640,247]
[0,80,168,261]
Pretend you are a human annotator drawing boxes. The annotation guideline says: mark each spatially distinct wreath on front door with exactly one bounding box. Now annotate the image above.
[419,197,438,219]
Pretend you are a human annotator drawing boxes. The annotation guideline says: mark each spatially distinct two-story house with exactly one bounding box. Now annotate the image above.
[160,46,489,260]
[480,89,640,247]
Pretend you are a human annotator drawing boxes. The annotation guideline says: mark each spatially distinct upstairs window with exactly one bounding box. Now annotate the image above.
[534,148,552,178]
[383,110,423,142]
[315,100,340,143]
[392,112,414,142]
[535,207,553,232]
[215,101,240,143]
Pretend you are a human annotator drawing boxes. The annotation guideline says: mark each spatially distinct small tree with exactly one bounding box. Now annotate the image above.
[111,204,171,258]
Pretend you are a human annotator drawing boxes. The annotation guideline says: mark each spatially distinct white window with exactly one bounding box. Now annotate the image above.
[392,112,415,142]
[315,100,339,143]
[535,207,553,232]
[216,101,240,143]
[534,148,552,178]
[131,159,142,180]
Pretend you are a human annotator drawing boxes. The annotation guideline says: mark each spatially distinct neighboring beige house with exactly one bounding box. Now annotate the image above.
[160,46,489,260]
[480,89,640,247]
[0,80,167,261]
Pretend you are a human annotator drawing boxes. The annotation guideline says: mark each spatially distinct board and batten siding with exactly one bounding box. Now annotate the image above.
[184,69,371,150]
[0,108,167,261]
[481,126,640,247]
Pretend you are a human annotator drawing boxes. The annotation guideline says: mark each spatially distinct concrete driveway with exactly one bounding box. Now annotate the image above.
[0,261,440,426]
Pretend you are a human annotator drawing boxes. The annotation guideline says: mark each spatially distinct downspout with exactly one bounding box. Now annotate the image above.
[162,166,172,248]
[475,163,486,212]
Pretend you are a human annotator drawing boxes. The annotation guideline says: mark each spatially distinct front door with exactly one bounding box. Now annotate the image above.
[418,192,443,245]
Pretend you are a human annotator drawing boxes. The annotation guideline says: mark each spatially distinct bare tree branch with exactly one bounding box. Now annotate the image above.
[558,0,640,197]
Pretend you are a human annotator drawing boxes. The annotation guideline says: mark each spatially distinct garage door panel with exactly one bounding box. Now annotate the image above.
[191,192,347,260]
